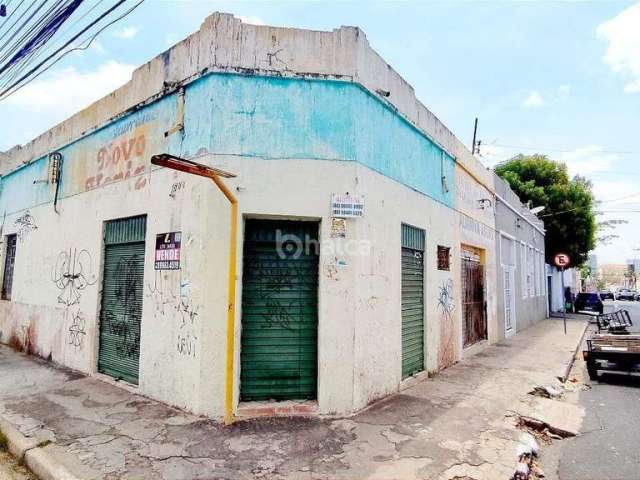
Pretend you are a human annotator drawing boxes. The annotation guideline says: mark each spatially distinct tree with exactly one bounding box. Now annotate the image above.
[495,154,596,267]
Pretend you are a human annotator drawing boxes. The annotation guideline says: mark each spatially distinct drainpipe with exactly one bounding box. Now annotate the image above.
[150,154,238,425]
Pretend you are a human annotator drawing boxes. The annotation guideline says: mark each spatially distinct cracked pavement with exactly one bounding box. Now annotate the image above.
[0,319,587,480]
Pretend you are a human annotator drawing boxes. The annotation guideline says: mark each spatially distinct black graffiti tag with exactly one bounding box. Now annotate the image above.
[105,255,142,359]
[52,248,97,307]
[68,310,86,349]
[14,211,38,241]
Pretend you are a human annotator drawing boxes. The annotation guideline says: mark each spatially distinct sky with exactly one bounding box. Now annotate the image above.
[1,0,639,264]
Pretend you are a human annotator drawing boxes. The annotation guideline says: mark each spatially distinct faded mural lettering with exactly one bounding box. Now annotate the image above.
[437,279,457,369]
[85,132,148,191]
[52,247,97,352]
[14,210,38,241]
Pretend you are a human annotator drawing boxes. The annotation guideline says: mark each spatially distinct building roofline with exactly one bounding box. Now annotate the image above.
[1,12,492,190]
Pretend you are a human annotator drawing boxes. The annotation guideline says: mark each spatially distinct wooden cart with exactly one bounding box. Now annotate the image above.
[583,334,640,380]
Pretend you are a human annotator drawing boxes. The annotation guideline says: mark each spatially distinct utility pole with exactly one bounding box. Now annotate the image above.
[471,117,478,155]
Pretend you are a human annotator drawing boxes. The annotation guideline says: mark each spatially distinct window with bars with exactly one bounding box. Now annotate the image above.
[2,234,17,300]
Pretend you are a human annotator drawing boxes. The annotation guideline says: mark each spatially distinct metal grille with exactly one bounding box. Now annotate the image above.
[98,216,146,385]
[401,247,425,378]
[240,220,319,401]
[504,268,513,331]
[462,250,486,347]
[2,234,17,300]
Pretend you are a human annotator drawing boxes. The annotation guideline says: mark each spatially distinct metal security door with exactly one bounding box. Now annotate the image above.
[504,267,514,333]
[462,247,486,347]
[401,224,425,379]
[240,220,319,401]
[98,216,146,385]
[1,234,17,300]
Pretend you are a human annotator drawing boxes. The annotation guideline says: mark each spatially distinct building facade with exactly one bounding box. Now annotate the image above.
[0,13,544,420]
[494,177,547,336]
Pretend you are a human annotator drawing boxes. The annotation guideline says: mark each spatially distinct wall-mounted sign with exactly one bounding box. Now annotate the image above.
[155,231,181,270]
[331,193,364,218]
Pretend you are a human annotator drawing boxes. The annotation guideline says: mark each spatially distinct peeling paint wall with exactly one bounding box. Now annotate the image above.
[0,70,460,418]
[0,13,516,419]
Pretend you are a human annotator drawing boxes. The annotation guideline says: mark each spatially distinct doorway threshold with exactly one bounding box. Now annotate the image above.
[237,400,318,419]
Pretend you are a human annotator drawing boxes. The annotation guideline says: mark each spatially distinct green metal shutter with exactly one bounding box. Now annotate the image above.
[401,224,425,379]
[98,216,147,385]
[240,220,319,401]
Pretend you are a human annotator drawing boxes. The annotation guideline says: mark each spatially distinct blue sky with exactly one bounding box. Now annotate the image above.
[1,0,639,264]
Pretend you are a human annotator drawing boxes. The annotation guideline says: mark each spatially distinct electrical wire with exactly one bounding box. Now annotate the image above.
[488,143,640,156]
[0,0,146,100]
[0,0,106,88]
[0,0,144,100]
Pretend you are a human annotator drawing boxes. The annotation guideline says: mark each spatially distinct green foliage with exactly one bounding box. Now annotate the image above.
[596,278,606,291]
[495,154,597,267]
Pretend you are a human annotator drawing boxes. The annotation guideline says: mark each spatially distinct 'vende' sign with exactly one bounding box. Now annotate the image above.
[155,232,181,270]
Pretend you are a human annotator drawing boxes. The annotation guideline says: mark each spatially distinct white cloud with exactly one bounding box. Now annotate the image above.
[112,26,139,39]
[558,84,571,96]
[523,90,544,108]
[556,145,621,178]
[6,61,135,114]
[238,16,265,25]
[597,3,640,93]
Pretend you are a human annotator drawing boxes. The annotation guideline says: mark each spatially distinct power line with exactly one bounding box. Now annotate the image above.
[0,0,144,100]
[489,143,640,156]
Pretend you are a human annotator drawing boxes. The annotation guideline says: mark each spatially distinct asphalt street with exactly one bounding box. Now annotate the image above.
[549,300,640,480]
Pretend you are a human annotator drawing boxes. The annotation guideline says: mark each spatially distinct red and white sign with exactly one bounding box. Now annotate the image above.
[554,253,570,268]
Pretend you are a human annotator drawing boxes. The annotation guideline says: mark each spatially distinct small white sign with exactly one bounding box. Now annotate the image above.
[331,193,364,218]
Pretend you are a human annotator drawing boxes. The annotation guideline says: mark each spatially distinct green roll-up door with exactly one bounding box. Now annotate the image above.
[401,224,425,379]
[98,216,147,385]
[240,220,319,401]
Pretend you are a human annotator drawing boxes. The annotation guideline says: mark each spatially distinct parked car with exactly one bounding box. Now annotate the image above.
[599,289,615,301]
[616,289,636,301]
[574,292,604,314]
[635,292,640,301]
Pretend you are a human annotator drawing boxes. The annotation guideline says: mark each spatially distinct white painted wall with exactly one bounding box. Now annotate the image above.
[0,157,469,418]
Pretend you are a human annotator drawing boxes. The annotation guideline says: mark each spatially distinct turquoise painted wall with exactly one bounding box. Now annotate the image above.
[182,74,455,207]
[0,73,455,215]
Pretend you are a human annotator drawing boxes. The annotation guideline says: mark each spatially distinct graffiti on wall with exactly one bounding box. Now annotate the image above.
[104,255,142,359]
[68,311,87,349]
[14,211,38,241]
[51,247,97,351]
[52,248,97,307]
[147,272,201,358]
[437,279,457,369]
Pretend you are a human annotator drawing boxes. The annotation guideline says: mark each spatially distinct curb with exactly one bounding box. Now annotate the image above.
[0,417,80,480]
[558,321,589,383]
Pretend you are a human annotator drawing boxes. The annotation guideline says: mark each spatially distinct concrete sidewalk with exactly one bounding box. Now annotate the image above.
[0,318,587,480]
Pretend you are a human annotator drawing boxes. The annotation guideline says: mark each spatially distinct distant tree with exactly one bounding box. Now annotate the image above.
[495,154,596,267]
